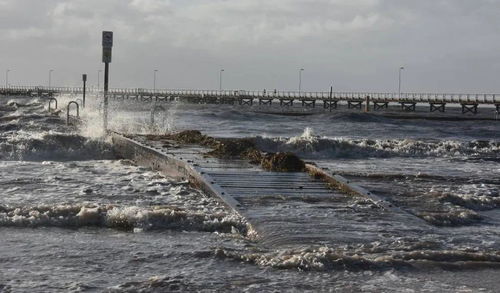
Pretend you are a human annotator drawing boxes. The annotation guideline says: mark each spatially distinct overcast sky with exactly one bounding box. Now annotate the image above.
[1,0,499,92]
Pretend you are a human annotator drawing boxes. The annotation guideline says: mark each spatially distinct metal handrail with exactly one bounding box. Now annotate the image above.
[1,86,500,104]
[66,101,79,125]
[48,97,58,112]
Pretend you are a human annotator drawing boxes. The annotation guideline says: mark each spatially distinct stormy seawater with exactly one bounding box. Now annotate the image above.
[0,95,499,292]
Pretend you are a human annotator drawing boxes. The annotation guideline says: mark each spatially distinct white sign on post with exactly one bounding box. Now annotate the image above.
[102,31,113,63]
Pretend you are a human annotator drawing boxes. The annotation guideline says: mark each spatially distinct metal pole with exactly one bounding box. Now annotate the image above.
[98,70,102,90]
[5,69,10,87]
[398,66,404,99]
[219,69,224,91]
[82,74,87,108]
[97,70,101,100]
[299,68,304,94]
[153,69,158,91]
[49,69,54,88]
[101,30,113,132]
[103,62,109,131]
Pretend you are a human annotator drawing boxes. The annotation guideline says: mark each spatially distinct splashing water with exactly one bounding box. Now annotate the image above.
[1,95,500,292]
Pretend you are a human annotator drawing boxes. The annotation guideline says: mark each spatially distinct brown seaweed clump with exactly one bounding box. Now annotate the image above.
[148,130,260,159]
[261,152,305,172]
[244,149,264,164]
[145,130,306,172]
[145,130,217,146]
[168,130,217,145]
[208,138,257,158]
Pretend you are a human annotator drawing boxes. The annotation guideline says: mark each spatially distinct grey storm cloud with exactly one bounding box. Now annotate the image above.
[1,0,500,93]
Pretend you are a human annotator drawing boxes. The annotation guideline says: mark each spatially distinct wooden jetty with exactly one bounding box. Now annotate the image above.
[1,85,500,115]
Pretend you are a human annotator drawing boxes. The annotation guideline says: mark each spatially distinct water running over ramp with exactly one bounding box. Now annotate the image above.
[112,132,430,249]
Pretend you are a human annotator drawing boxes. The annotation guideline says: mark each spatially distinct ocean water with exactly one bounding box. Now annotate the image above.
[0,96,499,292]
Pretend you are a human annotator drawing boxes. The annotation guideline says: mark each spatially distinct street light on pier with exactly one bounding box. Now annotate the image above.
[5,69,10,87]
[153,69,158,91]
[219,69,224,91]
[48,69,54,88]
[298,68,304,94]
[398,66,404,99]
[98,70,102,91]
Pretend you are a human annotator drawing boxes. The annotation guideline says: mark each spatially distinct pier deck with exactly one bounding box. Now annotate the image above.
[3,85,499,116]
[112,132,428,248]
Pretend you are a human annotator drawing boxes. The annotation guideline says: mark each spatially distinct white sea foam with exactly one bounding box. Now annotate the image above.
[2,96,500,290]
[418,209,483,226]
[0,96,114,161]
[437,184,500,210]
[254,128,500,159]
[214,245,500,272]
[0,204,248,234]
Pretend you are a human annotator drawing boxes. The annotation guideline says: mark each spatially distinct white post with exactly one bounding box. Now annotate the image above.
[153,69,158,91]
[48,69,54,88]
[219,69,224,91]
[299,68,304,94]
[398,66,404,99]
[98,70,102,91]
[5,69,10,87]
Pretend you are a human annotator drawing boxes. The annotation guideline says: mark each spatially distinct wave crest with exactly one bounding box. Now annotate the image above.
[0,204,248,234]
[214,246,500,272]
[254,128,500,159]
[0,132,115,161]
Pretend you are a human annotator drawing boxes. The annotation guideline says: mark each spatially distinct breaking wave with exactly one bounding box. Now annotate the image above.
[0,204,248,234]
[0,132,115,161]
[0,97,115,161]
[439,192,500,211]
[213,246,500,272]
[418,209,483,226]
[253,128,500,159]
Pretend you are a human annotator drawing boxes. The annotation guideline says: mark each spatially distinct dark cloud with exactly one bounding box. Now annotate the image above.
[1,0,499,92]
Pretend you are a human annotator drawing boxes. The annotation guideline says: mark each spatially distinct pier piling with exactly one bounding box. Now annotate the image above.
[430,102,446,112]
[461,103,478,114]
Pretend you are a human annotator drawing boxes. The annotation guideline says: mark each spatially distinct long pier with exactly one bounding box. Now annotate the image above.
[2,85,500,114]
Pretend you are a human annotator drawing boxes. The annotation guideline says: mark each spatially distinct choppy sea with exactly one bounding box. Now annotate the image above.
[0,96,499,292]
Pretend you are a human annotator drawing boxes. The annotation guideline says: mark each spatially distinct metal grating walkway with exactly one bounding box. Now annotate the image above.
[119,134,428,249]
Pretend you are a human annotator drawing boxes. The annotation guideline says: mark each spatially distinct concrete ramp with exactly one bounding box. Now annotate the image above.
[111,132,428,249]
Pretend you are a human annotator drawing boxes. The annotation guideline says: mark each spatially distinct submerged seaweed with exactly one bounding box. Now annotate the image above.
[260,152,306,172]
[145,130,308,172]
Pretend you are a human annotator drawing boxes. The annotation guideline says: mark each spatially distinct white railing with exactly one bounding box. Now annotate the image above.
[1,86,499,104]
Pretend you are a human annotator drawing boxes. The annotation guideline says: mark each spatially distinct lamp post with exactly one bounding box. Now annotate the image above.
[153,69,158,91]
[97,70,102,91]
[219,69,224,91]
[48,69,54,88]
[298,68,304,94]
[398,66,404,99]
[5,69,10,87]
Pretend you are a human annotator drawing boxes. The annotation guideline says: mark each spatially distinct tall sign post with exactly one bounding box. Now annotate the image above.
[102,31,113,131]
[82,74,87,108]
